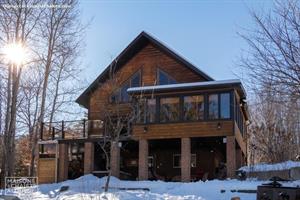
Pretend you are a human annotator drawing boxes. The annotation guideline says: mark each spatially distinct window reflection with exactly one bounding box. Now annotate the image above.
[220,93,230,119]
[183,95,204,121]
[146,99,156,123]
[160,97,180,122]
[209,94,219,119]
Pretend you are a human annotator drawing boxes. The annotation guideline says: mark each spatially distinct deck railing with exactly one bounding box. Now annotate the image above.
[40,119,89,140]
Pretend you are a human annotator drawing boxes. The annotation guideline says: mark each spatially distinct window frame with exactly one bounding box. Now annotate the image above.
[135,90,233,125]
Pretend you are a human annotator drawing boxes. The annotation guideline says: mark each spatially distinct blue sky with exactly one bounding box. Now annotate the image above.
[79,0,274,82]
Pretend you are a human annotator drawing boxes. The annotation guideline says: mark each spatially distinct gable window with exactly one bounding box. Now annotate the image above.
[160,97,180,122]
[208,94,219,119]
[220,93,230,119]
[183,95,204,121]
[110,70,141,103]
[157,69,177,85]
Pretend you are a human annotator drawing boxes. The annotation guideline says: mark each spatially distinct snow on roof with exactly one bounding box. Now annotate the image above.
[239,160,300,172]
[127,79,243,93]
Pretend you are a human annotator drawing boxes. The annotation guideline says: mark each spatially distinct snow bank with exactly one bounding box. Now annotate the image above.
[239,160,300,172]
[3,174,300,200]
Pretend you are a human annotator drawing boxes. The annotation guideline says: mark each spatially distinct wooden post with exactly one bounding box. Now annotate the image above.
[181,137,191,182]
[61,120,65,139]
[138,139,148,180]
[226,136,236,178]
[84,142,94,174]
[52,127,55,140]
[58,143,68,182]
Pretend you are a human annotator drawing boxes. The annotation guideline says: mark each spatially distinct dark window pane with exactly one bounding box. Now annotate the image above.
[173,154,181,168]
[183,95,204,121]
[146,98,156,123]
[158,69,177,85]
[121,82,130,102]
[160,97,180,122]
[209,94,219,119]
[169,77,177,84]
[220,93,230,119]
[131,72,141,87]
[111,89,120,103]
[159,70,169,85]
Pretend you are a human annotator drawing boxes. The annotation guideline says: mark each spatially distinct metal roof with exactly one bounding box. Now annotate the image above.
[127,79,246,98]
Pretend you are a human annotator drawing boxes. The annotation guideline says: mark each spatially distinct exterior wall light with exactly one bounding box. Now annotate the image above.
[217,122,221,129]
[143,126,148,133]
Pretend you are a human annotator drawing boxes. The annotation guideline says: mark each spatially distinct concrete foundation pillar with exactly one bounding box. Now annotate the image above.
[84,142,94,174]
[110,141,120,178]
[58,143,68,182]
[181,137,191,182]
[226,136,236,178]
[138,139,149,180]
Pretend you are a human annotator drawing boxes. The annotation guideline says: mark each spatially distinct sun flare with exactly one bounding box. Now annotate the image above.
[3,42,27,66]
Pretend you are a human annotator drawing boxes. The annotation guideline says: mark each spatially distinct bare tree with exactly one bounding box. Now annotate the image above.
[94,61,144,192]
[239,0,300,164]
[0,0,43,181]
[239,0,300,97]
[29,0,86,176]
[0,0,86,179]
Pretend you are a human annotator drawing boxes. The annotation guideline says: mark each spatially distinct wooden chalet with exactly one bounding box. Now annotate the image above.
[37,31,249,183]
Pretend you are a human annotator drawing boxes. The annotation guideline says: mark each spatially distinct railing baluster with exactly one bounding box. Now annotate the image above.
[62,120,65,139]
[83,119,86,138]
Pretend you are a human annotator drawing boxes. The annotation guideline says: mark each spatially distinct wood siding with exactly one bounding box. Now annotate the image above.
[88,43,206,135]
[38,158,56,184]
[234,122,247,155]
[132,121,234,139]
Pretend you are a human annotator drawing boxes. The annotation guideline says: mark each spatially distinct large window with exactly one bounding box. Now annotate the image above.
[136,98,146,123]
[220,93,230,119]
[136,92,232,124]
[160,97,180,122]
[208,94,219,119]
[111,70,141,103]
[157,69,177,85]
[136,98,156,123]
[146,98,156,123]
[183,95,204,121]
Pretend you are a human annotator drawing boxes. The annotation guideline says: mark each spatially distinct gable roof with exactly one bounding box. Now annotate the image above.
[76,31,214,108]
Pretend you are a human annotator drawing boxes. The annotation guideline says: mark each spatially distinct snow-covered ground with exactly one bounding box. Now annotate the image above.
[239,160,300,172]
[2,175,300,200]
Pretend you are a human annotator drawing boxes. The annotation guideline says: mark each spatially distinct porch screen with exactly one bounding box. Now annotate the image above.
[183,95,204,121]
[160,97,180,122]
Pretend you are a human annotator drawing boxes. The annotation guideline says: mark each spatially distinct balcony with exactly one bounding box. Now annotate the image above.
[39,119,104,141]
